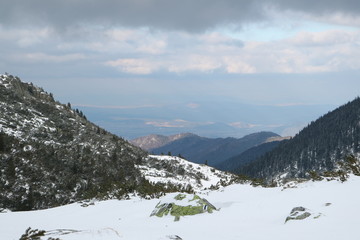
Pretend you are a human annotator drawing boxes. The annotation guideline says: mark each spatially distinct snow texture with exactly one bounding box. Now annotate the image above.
[137,155,236,192]
[1,176,360,240]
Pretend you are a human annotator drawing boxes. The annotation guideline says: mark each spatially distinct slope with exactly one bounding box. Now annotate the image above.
[150,131,279,166]
[130,133,194,151]
[216,140,283,172]
[0,74,155,211]
[238,97,360,181]
[2,175,360,240]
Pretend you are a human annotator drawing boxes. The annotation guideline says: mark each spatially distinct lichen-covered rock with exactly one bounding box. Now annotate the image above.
[285,206,312,222]
[150,193,217,221]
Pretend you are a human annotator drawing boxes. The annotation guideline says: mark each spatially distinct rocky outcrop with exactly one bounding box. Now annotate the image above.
[150,193,217,221]
[285,207,311,222]
[285,206,322,223]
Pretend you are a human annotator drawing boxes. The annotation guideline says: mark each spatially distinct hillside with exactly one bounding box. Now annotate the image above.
[130,133,194,151]
[149,131,279,166]
[138,155,239,192]
[238,97,360,181]
[0,74,156,211]
[216,140,283,173]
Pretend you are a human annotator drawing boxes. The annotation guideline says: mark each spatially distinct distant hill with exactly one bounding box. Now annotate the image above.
[216,140,284,173]
[130,133,194,151]
[238,97,360,181]
[149,131,279,166]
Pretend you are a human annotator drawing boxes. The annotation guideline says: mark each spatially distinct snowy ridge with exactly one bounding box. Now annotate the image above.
[137,155,237,192]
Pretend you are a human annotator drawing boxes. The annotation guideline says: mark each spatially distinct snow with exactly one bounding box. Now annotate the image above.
[137,155,236,192]
[1,176,360,240]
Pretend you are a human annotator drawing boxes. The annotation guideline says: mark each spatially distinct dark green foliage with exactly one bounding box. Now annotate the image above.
[216,140,281,173]
[308,171,323,181]
[238,97,360,181]
[307,155,360,182]
[20,227,45,240]
[0,132,5,152]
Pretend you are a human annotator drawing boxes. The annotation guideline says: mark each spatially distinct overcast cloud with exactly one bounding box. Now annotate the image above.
[1,0,360,137]
[1,0,360,32]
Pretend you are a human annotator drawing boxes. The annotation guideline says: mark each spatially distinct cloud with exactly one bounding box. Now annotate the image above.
[229,122,259,128]
[186,103,200,109]
[99,28,360,75]
[168,55,222,73]
[20,53,86,63]
[2,0,360,33]
[0,0,265,32]
[0,26,54,47]
[105,58,160,74]
[269,0,360,16]
[145,119,190,128]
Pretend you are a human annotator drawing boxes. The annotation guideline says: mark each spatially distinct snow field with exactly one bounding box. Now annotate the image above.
[1,176,360,240]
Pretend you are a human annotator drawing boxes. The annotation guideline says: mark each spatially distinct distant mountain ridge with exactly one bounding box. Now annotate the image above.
[238,97,360,181]
[130,133,194,151]
[142,131,280,166]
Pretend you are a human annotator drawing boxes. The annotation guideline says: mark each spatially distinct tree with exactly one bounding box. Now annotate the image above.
[0,132,5,152]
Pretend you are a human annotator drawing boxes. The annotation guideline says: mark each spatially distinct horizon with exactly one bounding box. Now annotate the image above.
[2,1,360,139]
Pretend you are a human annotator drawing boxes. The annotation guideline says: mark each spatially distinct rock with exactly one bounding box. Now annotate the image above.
[150,193,217,221]
[167,235,183,240]
[285,206,312,223]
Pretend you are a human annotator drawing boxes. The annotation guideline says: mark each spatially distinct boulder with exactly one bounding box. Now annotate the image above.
[285,206,312,223]
[151,193,217,221]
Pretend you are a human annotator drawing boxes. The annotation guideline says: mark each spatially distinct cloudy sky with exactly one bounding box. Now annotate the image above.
[1,0,360,138]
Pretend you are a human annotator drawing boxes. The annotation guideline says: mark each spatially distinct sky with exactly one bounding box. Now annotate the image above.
[1,0,360,139]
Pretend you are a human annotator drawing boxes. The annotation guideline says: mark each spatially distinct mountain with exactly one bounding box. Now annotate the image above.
[216,140,283,173]
[0,74,236,211]
[0,74,154,211]
[149,131,279,166]
[238,97,360,181]
[130,133,194,151]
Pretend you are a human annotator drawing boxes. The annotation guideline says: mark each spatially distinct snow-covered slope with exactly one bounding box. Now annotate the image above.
[2,176,360,240]
[137,155,238,192]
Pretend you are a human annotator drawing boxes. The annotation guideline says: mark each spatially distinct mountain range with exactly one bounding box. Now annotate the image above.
[2,73,360,214]
[132,131,280,167]
[0,74,237,211]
